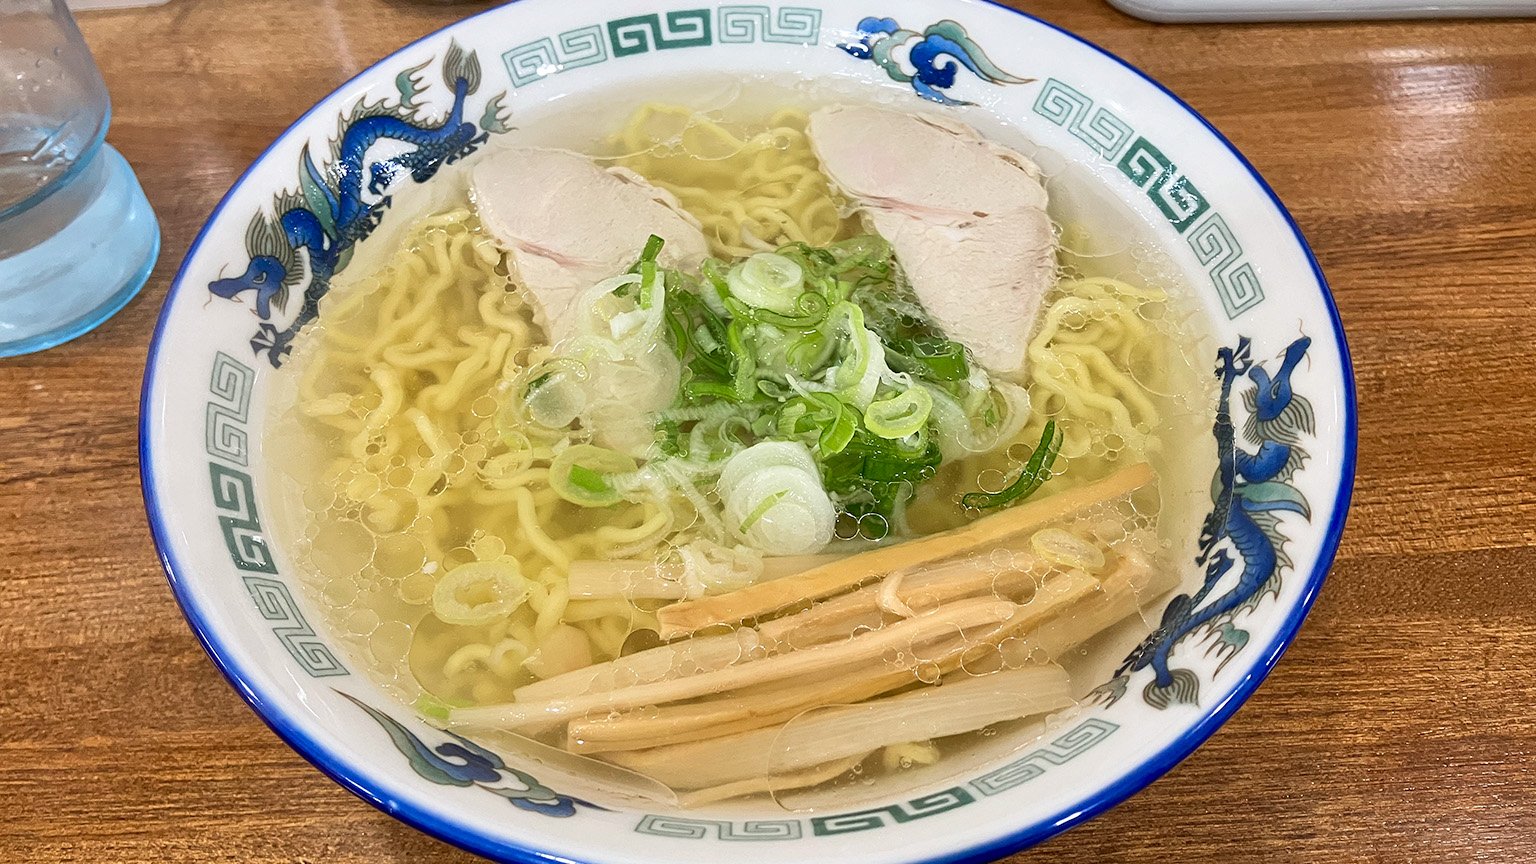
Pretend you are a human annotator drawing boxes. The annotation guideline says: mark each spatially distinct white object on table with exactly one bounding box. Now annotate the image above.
[1107,0,1536,22]
[66,0,170,10]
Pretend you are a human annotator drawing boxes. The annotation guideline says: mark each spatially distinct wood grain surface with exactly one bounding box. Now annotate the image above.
[3,1,1534,861]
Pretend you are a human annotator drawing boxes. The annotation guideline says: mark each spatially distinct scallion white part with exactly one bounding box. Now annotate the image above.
[717,441,835,555]
[726,252,805,314]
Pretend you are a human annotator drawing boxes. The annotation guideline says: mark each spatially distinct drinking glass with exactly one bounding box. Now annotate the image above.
[0,0,159,356]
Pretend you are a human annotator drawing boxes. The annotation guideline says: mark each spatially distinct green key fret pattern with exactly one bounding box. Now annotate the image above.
[969,718,1119,795]
[503,5,823,88]
[209,462,277,574]
[634,816,803,840]
[244,576,350,677]
[202,353,348,678]
[630,717,1117,839]
[608,10,713,57]
[503,25,607,88]
[1031,77,1134,159]
[1186,213,1264,319]
[1032,78,1265,318]
[811,787,976,836]
[717,5,821,43]
[206,350,254,465]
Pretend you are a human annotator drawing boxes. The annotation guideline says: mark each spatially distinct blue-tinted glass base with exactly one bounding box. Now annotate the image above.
[0,228,158,357]
[0,144,160,358]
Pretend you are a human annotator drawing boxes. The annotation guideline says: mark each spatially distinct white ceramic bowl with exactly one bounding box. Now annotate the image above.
[141,1,1356,861]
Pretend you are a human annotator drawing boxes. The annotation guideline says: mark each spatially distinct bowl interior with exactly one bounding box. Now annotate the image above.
[142,1,1354,862]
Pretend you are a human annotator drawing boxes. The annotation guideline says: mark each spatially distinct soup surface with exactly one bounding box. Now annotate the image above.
[267,81,1217,809]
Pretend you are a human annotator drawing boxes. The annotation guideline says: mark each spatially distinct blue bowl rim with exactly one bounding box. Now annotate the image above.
[138,1,1358,861]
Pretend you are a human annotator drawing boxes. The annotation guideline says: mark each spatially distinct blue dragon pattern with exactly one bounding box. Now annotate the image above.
[1102,336,1316,709]
[339,691,601,818]
[209,41,510,367]
[838,17,1032,105]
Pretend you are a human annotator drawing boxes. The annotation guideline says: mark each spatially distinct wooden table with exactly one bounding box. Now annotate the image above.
[3,1,1533,861]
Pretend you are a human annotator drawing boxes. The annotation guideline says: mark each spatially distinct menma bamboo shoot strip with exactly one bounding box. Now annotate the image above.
[449,596,1021,729]
[566,565,1129,753]
[655,462,1154,638]
[601,666,1075,790]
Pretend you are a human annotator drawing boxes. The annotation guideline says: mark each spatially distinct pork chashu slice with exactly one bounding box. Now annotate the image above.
[470,147,710,340]
[807,106,1058,378]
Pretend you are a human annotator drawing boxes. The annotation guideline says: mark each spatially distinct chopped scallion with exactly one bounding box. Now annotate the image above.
[960,421,1063,512]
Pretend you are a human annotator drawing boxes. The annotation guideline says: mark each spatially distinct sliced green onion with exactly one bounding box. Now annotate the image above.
[747,291,831,329]
[825,277,855,305]
[778,242,836,271]
[515,359,590,431]
[849,432,941,483]
[828,303,868,388]
[827,303,888,409]
[786,332,835,376]
[738,488,789,533]
[777,393,858,458]
[818,404,859,456]
[567,464,612,495]
[821,302,883,407]
[818,425,942,524]
[431,560,529,625]
[663,302,691,360]
[655,419,688,457]
[550,444,638,507]
[686,379,744,403]
[727,252,804,314]
[864,387,934,439]
[727,320,757,402]
[635,234,1007,534]
[629,234,665,272]
[700,258,732,302]
[693,324,720,354]
[825,234,892,275]
[413,693,466,722]
[890,337,970,382]
[960,421,1063,512]
[637,260,659,308]
[776,400,809,435]
[718,442,836,555]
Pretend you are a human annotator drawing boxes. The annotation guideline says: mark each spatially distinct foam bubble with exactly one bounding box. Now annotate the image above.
[311,519,376,579]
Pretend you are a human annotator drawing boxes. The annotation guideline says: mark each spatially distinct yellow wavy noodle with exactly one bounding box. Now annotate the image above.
[284,210,662,707]
[610,103,852,258]
[1021,275,1169,470]
[912,274,1189,532]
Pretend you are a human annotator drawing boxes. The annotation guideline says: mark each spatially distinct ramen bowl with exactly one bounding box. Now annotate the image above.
[140,0,1355,861]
